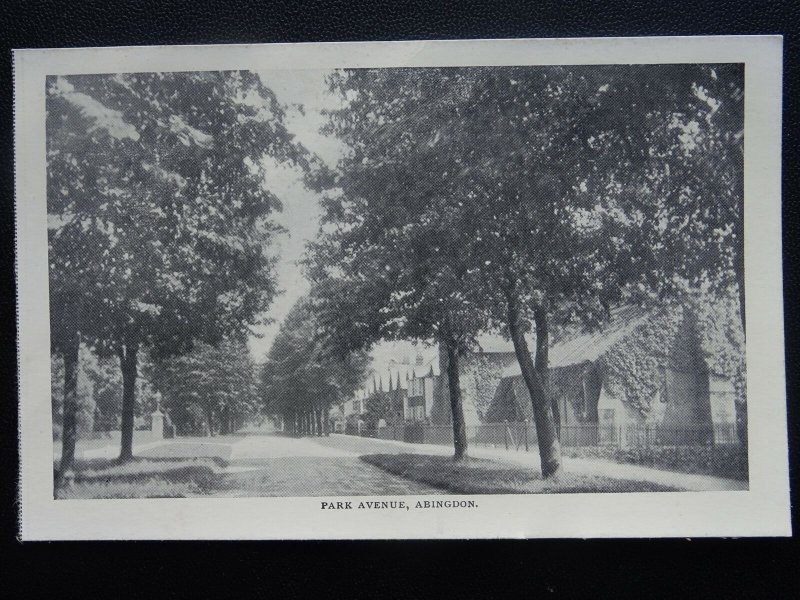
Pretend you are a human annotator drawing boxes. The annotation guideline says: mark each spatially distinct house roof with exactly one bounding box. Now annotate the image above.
[353,305,654,397]
[357,340,440,396]
[501,305,652,377]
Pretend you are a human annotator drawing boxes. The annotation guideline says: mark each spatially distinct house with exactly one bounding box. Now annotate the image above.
[347,338,521,429]
[342,296,744,447]
[424,337,519,428]
[484,303,745,446]
[337,341,437,432]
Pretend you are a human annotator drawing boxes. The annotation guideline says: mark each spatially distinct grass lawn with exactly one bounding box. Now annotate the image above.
[361,453,682,494]
[55,456,228,499]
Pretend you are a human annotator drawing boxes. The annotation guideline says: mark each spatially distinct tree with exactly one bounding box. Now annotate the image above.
[51,345,96,442]
[359,390,391,431]
[47,71,310,470]
[310,65,743,477]
[260,297,369,436]
[149,337,258,436]
[442,64,744,477]
[306,69,501,460]
[625,65,745,329]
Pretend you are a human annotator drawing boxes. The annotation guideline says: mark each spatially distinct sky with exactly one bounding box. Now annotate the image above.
[248,69,344,361]
[248,70,445,387]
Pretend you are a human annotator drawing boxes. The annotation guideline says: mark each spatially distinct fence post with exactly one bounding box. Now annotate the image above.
[504,420,509,451]
[524,419,529,452]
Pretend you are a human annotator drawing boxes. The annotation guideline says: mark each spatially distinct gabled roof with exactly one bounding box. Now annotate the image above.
[501,305,652,377]
[355,340,441,396]
[354,305,653,397]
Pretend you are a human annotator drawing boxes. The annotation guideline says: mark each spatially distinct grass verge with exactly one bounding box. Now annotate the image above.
[55,457,228,499]
[562,445,749,481]
[361,453,681,494]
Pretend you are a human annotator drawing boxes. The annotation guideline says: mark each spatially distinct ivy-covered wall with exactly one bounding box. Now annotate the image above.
[462,352,517,421]
[430,348,514,426]
[601,290,745,424]
[601,308,682,418]
[693,291,747,435]
[428,290,746,431]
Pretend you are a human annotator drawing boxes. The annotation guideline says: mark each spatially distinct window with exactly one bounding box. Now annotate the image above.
[405,404,425,422]
[601,409,615,422]
[353,400,361,413]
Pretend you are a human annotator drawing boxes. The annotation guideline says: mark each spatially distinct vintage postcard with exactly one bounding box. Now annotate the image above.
[15,36,789,539]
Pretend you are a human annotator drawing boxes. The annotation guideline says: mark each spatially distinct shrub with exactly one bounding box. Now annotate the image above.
[563,444,748,480]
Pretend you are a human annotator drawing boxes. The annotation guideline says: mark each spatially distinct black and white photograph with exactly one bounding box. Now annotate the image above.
[15,37,788,539]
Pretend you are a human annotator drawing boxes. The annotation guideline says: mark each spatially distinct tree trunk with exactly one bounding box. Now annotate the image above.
[444,339,468,461]
[118,342,139,462]
[204,406,215,437]
[505,291,562,479]
[534,306,560,437]
[316,407,323,437]
[57,331,80,482]
[221,407,230,435]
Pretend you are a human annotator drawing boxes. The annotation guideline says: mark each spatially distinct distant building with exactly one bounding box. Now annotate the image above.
[346,337,520,429]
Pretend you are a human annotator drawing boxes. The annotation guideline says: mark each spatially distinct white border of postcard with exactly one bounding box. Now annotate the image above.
[15,35,789,540]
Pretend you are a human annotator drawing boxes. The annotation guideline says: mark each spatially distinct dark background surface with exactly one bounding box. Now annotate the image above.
[1,1,797,597]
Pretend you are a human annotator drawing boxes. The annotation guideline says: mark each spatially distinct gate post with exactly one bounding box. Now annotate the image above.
[504,420,509,451]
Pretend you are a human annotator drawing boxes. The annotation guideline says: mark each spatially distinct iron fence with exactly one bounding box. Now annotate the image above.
[376,423,425,443]
[370,421,740,450]
[624,422,739,447]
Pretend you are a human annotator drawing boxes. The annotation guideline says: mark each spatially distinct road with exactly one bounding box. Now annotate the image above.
[137,432,447,497]
[77,431,746,495]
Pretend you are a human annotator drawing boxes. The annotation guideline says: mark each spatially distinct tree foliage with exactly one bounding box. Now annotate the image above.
[260,296,369,434]
[149,337,258,436]
[47,71,311,465]
[308,65,743,476]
